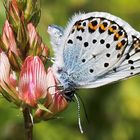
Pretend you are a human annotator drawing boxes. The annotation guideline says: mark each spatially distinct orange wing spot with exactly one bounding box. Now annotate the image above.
[116,42,123,50]
[109,27,116,33]
[118,42,122,47]
[114,33,124,41]
[116,39,126,50]
[74,21,85,32]
[115,33,120,38]
[77,26,85,32]
[100,24,108,31]
[88,22,98,30]
[77,26,84,29]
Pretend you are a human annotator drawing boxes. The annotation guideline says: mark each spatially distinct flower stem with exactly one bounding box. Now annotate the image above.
[23,107,33,140]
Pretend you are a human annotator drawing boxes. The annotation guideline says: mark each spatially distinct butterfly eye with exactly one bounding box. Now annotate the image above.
[57,68,63,73]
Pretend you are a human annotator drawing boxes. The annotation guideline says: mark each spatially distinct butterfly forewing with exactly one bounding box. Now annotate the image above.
[51,12,140,88]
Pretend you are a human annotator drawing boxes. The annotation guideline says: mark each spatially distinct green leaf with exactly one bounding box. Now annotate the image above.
[37,104,52,114]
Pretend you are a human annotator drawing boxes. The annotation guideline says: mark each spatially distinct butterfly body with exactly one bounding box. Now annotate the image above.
[48,12,140,100]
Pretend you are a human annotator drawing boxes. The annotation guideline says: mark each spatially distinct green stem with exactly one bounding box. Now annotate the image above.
[23,107,33,140]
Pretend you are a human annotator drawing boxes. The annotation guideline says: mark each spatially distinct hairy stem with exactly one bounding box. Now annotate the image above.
[23,107,33,140]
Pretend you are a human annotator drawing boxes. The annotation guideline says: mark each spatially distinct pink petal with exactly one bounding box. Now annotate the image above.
[27,23,40,46]
[0,51,10,83]
[2,20,18,55]
[19,56,47,107]
[46,67,59,95]
[46,68,68,110]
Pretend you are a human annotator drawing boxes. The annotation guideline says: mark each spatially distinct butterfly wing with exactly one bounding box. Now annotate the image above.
[48,25,64,53]
[51,12,140,89]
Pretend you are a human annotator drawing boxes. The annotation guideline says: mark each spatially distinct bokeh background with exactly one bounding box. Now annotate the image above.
[1,0,140,140]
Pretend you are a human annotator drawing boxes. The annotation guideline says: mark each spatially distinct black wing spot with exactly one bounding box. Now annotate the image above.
[82,59,86,63]
[118,30,123,36]
[126,53,130,59]
[130,66,135,70]
[92,54,96,58]
[128,60,134,64]
[71,29,75,34]
[117,53,121,58]
[89,69,94,73]
[112,25,117,30]
[67,39,73,44]
[76,36,82,41]
[100,39,105,44]
[103,22,108,27]
[106,53,110,57]
[92,39,97,44]
[83,22,86,26]
[84,42,89,47]
[91,20,98,26]
[113,68,117,72]
[104,63,109,67]
[121,39,126,45]
[106,43,110,48]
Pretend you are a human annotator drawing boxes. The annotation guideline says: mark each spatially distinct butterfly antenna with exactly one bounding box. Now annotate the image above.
[76,94,89,124]
[74,94,84,134]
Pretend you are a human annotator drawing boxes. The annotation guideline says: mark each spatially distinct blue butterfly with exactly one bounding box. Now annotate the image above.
[48,12,140,102]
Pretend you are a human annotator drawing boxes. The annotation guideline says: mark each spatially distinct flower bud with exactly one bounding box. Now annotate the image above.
[24,0,41,26]
[0,51,19,103]
[18,56,48,107]
[27,23,49,62]
[34,68,68,121]
[5,0,41,32]
[1,20,22,71]
[5,0,21,31]
[1,20,18,54]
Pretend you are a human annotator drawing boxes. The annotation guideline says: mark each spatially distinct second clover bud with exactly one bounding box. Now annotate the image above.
[18,56,48,107]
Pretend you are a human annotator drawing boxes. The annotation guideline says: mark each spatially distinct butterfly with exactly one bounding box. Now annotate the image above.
[48,12,140,101]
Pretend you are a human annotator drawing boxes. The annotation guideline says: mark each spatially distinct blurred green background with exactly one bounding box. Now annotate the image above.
[1,0,140,140]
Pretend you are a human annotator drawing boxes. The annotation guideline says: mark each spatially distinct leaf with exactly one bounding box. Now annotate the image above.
[37,104,52,114]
